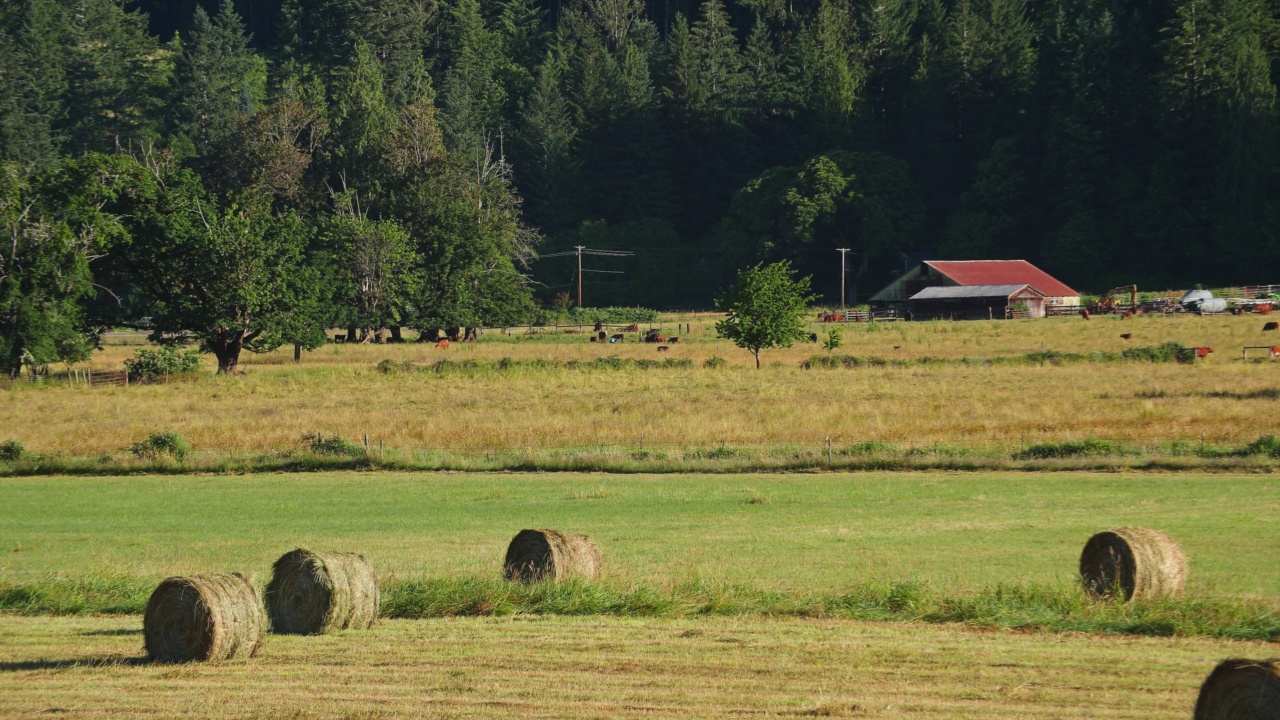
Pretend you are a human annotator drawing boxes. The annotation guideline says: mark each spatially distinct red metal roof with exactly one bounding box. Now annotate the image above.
[925,260,1079,298]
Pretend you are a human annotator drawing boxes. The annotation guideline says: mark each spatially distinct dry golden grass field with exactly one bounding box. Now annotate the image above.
[2,314,1280,461]
[0,614,1268,719]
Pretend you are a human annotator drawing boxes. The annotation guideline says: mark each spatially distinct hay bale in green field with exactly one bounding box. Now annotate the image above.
[1194,658,1280,720]
[1079,527,1186,601]
[503,529,601,582]
[143,573,265,662]
[265,549,379,634]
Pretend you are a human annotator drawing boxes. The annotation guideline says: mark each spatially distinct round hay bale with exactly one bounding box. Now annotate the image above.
[264,548,379,635]
[503,529,601,582]
[1079,526,1187,601]
[1194,658,1280,720]
[143,573,265,663]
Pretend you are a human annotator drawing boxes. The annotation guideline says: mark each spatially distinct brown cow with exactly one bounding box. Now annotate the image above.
[1120,333,1132,340]
[1270,346,1280,359]
[1264,322,1279,332]
[598,331,607,342]
[610,334,624,343]
[590,336,598,343]
[1080,309,1091,320]
[624,323,639,332]
[1194,346,1213,358]
[657,346,670,352]
[436,339,450,350]
[668,337,680,344]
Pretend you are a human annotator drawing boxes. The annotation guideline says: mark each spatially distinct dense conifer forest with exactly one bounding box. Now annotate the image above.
[2,0,1278,372]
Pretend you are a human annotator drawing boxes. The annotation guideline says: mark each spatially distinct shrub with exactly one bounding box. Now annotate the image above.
[129,432,191,460]
[0,440,24,462]
[1243,434,1280,458]
[703,355,727,369]
[1122,342,1195,364]
[1013,438,1131,460]
[303,433,364,457]
[124,347,202,382]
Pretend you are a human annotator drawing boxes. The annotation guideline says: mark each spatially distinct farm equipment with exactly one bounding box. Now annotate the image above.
[1097,285,1138,313]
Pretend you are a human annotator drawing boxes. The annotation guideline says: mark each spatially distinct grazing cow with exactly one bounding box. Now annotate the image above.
[1194,346,1213,358]
[1270,346,1280,359]
[590,336,598,343]
[1080,309,1091,320]
[624,323,639,332]
[1258,305,1273,315]
[809,333,818,343]
[1122,310,1134,318]
[668,337,680,344]
[436,339,450,350]
[1264,322,1279,332]
[1120,333,1132,340]
[657,346,670,352]
[645,332,666,343]
[893,345,901,350]
[610,334,624,343]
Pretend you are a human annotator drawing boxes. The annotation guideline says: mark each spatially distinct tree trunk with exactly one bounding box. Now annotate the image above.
[346,326,358,342]
[293,342,302,362]
[211,335,244,374]
[389,326,403,343]
[754,350,761,369]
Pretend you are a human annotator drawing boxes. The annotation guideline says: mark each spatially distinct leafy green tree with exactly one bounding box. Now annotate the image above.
[319,196,421,341]
[0,163,95,375]
[715,260,814,368]
[121,165,321,374]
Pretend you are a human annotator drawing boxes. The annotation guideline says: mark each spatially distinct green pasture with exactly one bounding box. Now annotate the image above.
[1,471,1275,598]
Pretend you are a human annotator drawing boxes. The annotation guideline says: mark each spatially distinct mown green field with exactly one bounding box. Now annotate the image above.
[2,471,1275,596]
[1,613,1266,719]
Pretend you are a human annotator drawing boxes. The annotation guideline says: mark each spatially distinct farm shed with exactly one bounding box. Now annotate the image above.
[908,284,1047,320]
[870,260,1080,310]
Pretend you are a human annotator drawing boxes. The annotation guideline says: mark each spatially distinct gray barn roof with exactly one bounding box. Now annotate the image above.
[909,284,1043,300]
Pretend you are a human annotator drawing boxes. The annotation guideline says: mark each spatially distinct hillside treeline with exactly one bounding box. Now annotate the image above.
[2,0,1279,372]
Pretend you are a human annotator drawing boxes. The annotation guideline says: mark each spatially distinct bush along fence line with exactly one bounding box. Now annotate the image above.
[5,433,1280,477]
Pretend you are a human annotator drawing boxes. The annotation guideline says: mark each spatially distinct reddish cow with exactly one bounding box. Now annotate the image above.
[1080,309,1091,320]
[436,339,450,350]
[1194,346,1213,358]
[1264,322,1279,332]
[624,323,639,332]
[1270,346,1280,359]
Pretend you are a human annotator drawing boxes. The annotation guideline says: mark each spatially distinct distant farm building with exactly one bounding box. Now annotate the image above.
[907,284,1047,320]
[870,260,1080,319]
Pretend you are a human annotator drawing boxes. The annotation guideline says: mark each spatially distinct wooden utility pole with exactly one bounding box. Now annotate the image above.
[837,248,851,311]
[576,245,585,308]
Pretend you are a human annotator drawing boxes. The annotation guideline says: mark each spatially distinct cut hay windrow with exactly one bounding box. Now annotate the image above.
[143,573,265,663]
[1193,658,1280,720]
[1079,527,1187,601]
[265,549,378,634]
[504,529,601,582]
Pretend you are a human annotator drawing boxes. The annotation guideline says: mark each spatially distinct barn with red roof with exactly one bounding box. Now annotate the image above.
[869,260,1081,319]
